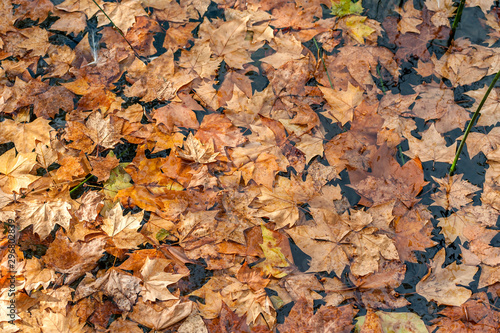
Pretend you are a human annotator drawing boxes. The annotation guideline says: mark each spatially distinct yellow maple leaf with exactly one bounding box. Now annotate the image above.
[344,15,376,44]
[256,224,291,278]
[0,148,39,194]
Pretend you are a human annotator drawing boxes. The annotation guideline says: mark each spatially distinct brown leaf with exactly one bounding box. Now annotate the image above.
[406,123,456,163]
[431,174,481,210]
[349,145,426,208]
[177,133,219,164]
[44,230,106,284]
[416,248,478,306]
[75,268,142,311]
[277,298,357,333]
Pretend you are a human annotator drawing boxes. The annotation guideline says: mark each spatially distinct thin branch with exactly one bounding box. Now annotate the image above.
[449,70,500,175]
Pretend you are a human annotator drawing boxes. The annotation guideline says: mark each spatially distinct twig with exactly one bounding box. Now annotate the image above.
[449,70,500,175]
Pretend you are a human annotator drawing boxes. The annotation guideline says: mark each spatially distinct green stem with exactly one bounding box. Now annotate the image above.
[70,174,94,194]
[90,0,143,62]
[313,38,335,92]
[312,37,345,131]
[450,0,466,40]
[398,145,405,164]
[449,70,500,175]
[376,64,387,95]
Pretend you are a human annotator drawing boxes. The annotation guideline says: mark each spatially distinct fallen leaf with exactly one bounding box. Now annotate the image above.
[0,148,39,194]
[176,132,219,164]
[416,248,478,306]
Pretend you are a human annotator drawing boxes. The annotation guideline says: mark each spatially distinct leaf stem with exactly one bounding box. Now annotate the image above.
[90,0,144,62]
[449,69,500,175]
[70,174,94,194]
[313,37,335,92]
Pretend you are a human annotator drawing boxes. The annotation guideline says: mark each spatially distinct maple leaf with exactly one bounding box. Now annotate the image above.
[355,310,428,333]
[460,227,500,267]
[261,32,304,68]
[199,16,253,69]
[0,148,39,194]
[88,152,119,182]
[394,205,437,263]
[340,15,377,44]
[410,82,470,134]
[466,0,495,14]
[128,299,194,331]
[459,127,500,158]
[405,123,456,163]
[295,134,324,164]
[252,177,302,229]
[331,0,363,18]
[54,153,91,182]
[74,190,104,223]
[96,0,147,33]
[383,7,451,62]
[140,257,184,302]
[341,210,400,277]
[195,113,246,154]
[101,203,146,249]
[320,82,364,125]
[255,224,292,278]
[152,102,199,133]
[23,257,57,293]
[425,0,456,27]
[18,26,51,57]
[416,248,478,306]
[0,187,15,209]
[0,118,53,154]
[431,292,500,332]
[103,163,133,200]
[56,0,103,18]
[278,298,357,333]
[219,188,262,244]
[465,85,500,127]
[431,174,480,210]
[75,268,142,311]
[204,301,252,333]
[438,209,484,244]
[191,275,276,327]
[348,145,426,208]
[17,198,72,240]
[176,132,219,164]
[394,1,423,34]
[43,231,106,284]
[286,208,350,276]
[39,308,86,333]
[64,110,122,154]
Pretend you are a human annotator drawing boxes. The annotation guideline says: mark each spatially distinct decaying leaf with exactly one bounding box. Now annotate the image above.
[416,248,478,306]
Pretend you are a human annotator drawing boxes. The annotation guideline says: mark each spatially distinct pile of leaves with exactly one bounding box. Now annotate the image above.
[0,0,500,331]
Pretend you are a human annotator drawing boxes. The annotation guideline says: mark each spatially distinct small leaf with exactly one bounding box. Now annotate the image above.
[156,228,170,241]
